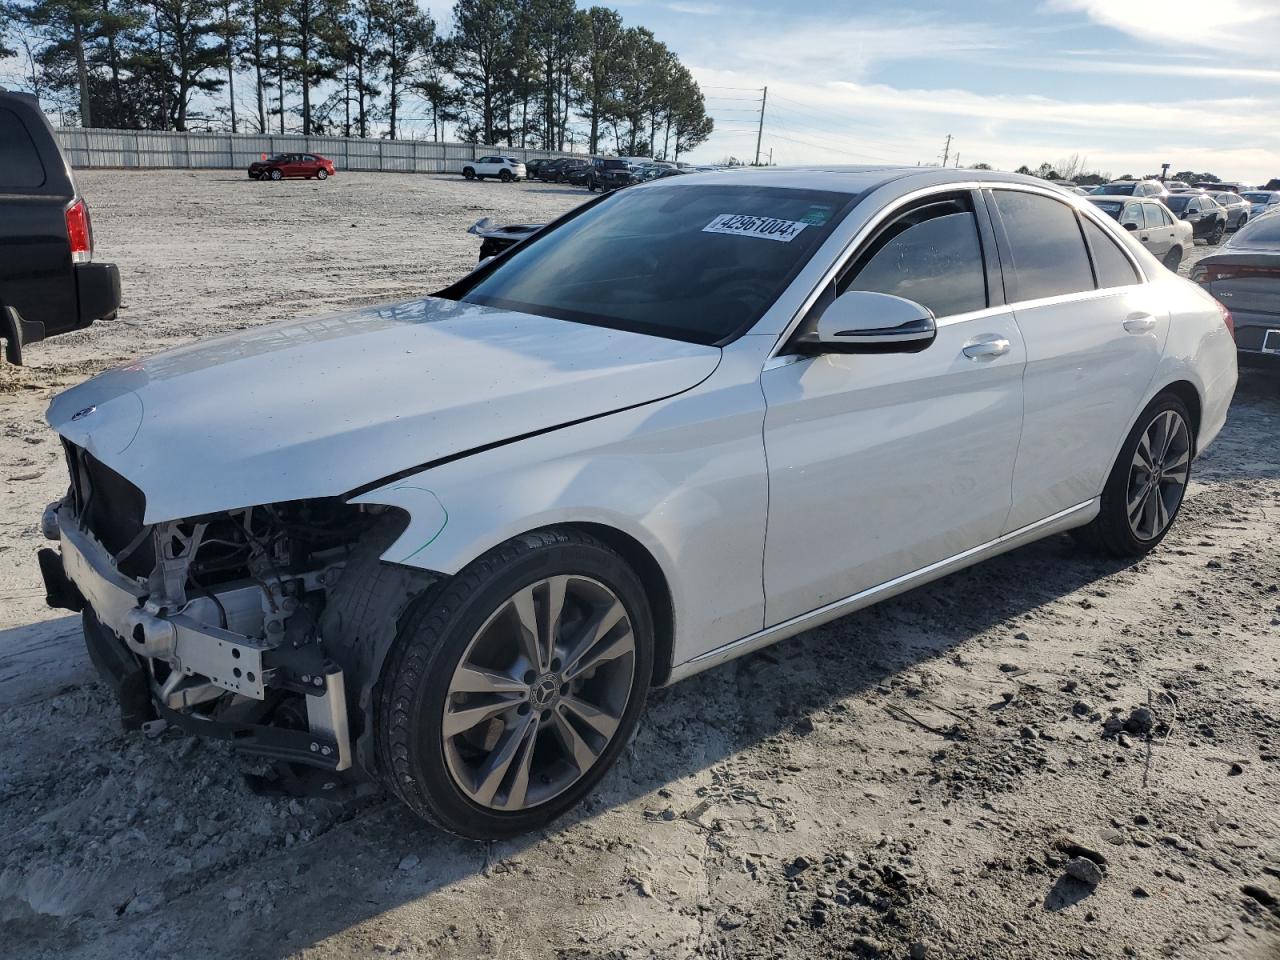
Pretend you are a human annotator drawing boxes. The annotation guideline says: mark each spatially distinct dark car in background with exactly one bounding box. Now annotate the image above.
[0,89,121,365]
[1164,193,1227,243]
[1191,215,1280,369]
[536,158,569,182]
[586,158,633,192]
[1209,191,1251,231]
[560,158,594,186]
[248,153,336,181]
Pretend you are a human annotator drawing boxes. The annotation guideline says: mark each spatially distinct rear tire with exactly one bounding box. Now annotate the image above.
[462,167,475,180]
[499,169,513,182]
[1072,392,1193,557]
[376,528,654,839]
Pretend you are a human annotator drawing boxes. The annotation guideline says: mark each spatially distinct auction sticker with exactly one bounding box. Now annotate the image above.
[703,213,809,243]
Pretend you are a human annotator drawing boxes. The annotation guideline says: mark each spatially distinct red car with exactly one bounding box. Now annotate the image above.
[248,153,336,181]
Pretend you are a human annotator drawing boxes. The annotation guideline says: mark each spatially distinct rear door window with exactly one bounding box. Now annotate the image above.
[0,108,47,189]
[1082,217,1141,288]
[1120,203,1144,230]
[992,190,1094,301]
[837,195,988,318]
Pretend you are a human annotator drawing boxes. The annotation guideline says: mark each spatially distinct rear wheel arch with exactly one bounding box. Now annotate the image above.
[1160,379,1202,447]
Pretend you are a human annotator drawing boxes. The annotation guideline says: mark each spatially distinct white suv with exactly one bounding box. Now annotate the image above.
[461,156,527,183]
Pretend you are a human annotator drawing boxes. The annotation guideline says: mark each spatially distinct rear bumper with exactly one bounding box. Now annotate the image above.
[76,261,120,326]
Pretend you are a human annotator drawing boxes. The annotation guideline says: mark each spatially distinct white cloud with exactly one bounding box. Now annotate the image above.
[686,71,1280,182]
[1047,0,1280,56]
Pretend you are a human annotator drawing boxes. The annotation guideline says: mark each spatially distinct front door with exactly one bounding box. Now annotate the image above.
[761,191,1025,626]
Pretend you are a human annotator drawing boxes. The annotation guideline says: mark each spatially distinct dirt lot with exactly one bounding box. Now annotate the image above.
[1,171,1278,960]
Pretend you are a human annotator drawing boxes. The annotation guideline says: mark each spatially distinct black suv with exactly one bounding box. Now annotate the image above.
[586,158,633,192]
[1,90,120,364]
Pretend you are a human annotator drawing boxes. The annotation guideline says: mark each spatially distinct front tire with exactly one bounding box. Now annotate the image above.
[270,168,283,181]
[1073,393,1193,557]
[317,169,329,181]
[376,529,654,839]
[1209,221,1224,244]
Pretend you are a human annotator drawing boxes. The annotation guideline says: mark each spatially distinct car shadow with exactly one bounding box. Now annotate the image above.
[0,528,1141,958]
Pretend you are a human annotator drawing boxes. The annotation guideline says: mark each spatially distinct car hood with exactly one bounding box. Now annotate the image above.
[48,297,721,523]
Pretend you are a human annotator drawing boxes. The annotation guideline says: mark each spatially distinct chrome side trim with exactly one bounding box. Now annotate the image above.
[666,498,1099,684]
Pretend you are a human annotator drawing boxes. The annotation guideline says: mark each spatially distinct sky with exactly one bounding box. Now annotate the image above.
[595,0,1280,183]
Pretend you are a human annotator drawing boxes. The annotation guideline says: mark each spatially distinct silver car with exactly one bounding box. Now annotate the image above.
[1090,180,1169,201]
[1191,214,1280,369]
[1240,191,1280,219]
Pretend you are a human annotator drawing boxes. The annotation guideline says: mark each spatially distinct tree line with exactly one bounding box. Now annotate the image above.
[0,0,714,158]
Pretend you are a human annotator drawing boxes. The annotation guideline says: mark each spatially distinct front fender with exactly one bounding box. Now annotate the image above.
[348,340,774,667]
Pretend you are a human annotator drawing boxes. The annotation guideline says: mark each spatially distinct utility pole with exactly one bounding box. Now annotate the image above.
[941,134,952,168]
[954,153,960,168]
[754,86,768,167]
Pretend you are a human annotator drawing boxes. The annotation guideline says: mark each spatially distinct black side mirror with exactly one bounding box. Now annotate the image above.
[1123,222,1139,231]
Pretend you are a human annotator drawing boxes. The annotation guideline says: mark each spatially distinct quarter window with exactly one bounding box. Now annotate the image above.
[992,191,1094,301]
[0,108,45,189]
[1081,217,1141,288]
[836,196,988,318]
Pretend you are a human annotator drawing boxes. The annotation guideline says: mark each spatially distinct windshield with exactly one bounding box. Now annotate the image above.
[1087,199,1124,219]
[1094,183,1136,195]
[456,183,856,345]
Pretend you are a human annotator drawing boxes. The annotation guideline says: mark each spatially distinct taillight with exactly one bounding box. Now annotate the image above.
[1215,299,1235,340]
[65,198,92,264]
[1202,263,1280,281]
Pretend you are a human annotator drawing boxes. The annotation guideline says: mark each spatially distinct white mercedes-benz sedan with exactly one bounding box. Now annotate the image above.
[39,167,1237,838]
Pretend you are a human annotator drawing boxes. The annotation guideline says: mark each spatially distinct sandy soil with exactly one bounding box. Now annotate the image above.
[1,171,1278,960]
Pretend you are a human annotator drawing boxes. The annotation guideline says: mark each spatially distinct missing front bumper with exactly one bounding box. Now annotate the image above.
[44,517,353,772]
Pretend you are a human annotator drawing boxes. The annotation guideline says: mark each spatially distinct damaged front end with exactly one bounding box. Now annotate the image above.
[39,443,431,786]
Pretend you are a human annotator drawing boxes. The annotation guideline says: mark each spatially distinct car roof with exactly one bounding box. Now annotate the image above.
[1087,195,1150,202]
[641,164,1086,197]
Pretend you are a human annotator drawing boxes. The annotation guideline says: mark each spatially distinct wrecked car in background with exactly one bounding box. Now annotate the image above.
[39,167,1235,839]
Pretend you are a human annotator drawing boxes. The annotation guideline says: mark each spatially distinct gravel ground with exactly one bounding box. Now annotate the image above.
[1,171,1278,960]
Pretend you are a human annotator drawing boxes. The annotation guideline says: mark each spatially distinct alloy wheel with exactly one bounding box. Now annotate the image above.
[441,575,636,811]
[1126,409,1190,541]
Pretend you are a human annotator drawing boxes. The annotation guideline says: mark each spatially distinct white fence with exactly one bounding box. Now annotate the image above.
[54,128,583,174]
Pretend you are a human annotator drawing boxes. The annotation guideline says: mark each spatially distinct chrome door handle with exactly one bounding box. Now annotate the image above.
[962,336,1010,360]
[1123,313,1157,333]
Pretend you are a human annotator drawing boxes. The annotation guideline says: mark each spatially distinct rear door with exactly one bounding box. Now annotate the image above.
[1145,202,1177,255]
[987,188,1167,530]
[761,189,1025,624]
